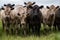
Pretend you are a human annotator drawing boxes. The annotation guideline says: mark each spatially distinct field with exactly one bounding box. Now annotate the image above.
[0,20,60,40]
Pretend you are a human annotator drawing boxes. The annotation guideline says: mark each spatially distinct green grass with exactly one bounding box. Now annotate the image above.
[0,33,55,40]
[0,20,60,40]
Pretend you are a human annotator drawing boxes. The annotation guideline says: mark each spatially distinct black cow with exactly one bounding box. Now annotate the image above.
[54,6,60,31]
[26,5,43,35]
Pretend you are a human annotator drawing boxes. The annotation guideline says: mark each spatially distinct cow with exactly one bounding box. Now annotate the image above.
[54,6,60,31]
[31,5,43,35]
[25,5,43,35]
[10,5,28,35]
[46,5,60,31]
[0,4,15,34]
[24,2,36,34]
[40,5,59,33]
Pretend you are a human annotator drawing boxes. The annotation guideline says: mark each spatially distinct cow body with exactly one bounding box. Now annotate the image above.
[54,7,60,30]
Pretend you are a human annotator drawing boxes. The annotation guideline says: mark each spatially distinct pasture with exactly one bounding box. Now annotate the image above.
[0,20,60,40]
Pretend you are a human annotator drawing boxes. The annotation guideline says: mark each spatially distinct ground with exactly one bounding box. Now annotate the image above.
[0,20,60,40]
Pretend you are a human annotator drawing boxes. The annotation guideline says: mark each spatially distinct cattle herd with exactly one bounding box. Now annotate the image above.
[0,2,60,35]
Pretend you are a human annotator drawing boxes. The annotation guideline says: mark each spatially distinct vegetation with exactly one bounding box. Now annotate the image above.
[0,20,60,40]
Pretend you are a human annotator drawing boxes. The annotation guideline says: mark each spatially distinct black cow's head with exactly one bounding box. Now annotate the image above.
[24,2,35,5]
[24,2,36,8]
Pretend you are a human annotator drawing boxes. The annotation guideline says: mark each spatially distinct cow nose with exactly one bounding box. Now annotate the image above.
[6,17,9,19]
[22,23,25,25]
[21,22,25,25]
[34,15,37,17]
[6,17,10,21]
[50,14,54,17]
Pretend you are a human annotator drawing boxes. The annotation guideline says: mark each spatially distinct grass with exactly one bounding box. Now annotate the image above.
[0,20,60,40]
[0,33,55,40]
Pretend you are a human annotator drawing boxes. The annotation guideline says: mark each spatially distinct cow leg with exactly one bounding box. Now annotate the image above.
[11,20,15,35]
[35,23,40,36]
[57,25,60,31]
[2,20,5,31]
[48,24,51,31]
[43,23,47,33]
[6,22,10,34]
[29,23,32,33]
[14,23,18,35]
[43,19,47,34]
[22,24,27,36]
[38,23,41,35]
[31,24,35,35]
[53,24,56,31]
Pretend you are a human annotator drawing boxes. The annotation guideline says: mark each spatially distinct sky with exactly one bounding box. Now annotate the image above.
[0,0,60,7]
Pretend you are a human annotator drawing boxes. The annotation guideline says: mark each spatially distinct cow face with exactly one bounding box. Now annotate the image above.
[18,7,27,25]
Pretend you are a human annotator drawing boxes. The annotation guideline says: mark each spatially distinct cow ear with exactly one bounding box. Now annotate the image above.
[32,2,35,5]
[4,4,6,6]
[12,4,15,6]
[56,6,59,9]
[23,6,26,7]
[39,5,44,9]
[1,7,4,10]
[24,2,27,5]
[46,6,50,9]
[11,8,14,10]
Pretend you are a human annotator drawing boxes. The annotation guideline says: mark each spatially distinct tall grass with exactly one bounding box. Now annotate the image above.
[0,20,60,40]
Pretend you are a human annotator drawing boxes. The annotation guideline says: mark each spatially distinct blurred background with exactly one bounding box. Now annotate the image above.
[0,0,60,7]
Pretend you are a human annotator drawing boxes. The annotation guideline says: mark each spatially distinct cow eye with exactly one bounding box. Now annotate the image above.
[22,13,24,14]
[11,8,14,10]
[18,13,20,16]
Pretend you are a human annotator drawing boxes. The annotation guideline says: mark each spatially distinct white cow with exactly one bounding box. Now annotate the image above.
[10,5,27,35]
[0,4,15,34]
[40,5,59,33]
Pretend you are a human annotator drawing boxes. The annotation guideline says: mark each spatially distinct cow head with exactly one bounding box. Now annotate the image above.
[1,4,15,11]
[1,4,15,15]
[47,5,60,11]
[46,5,55,9]
[2,4,14,11]
[24,2,35,7]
